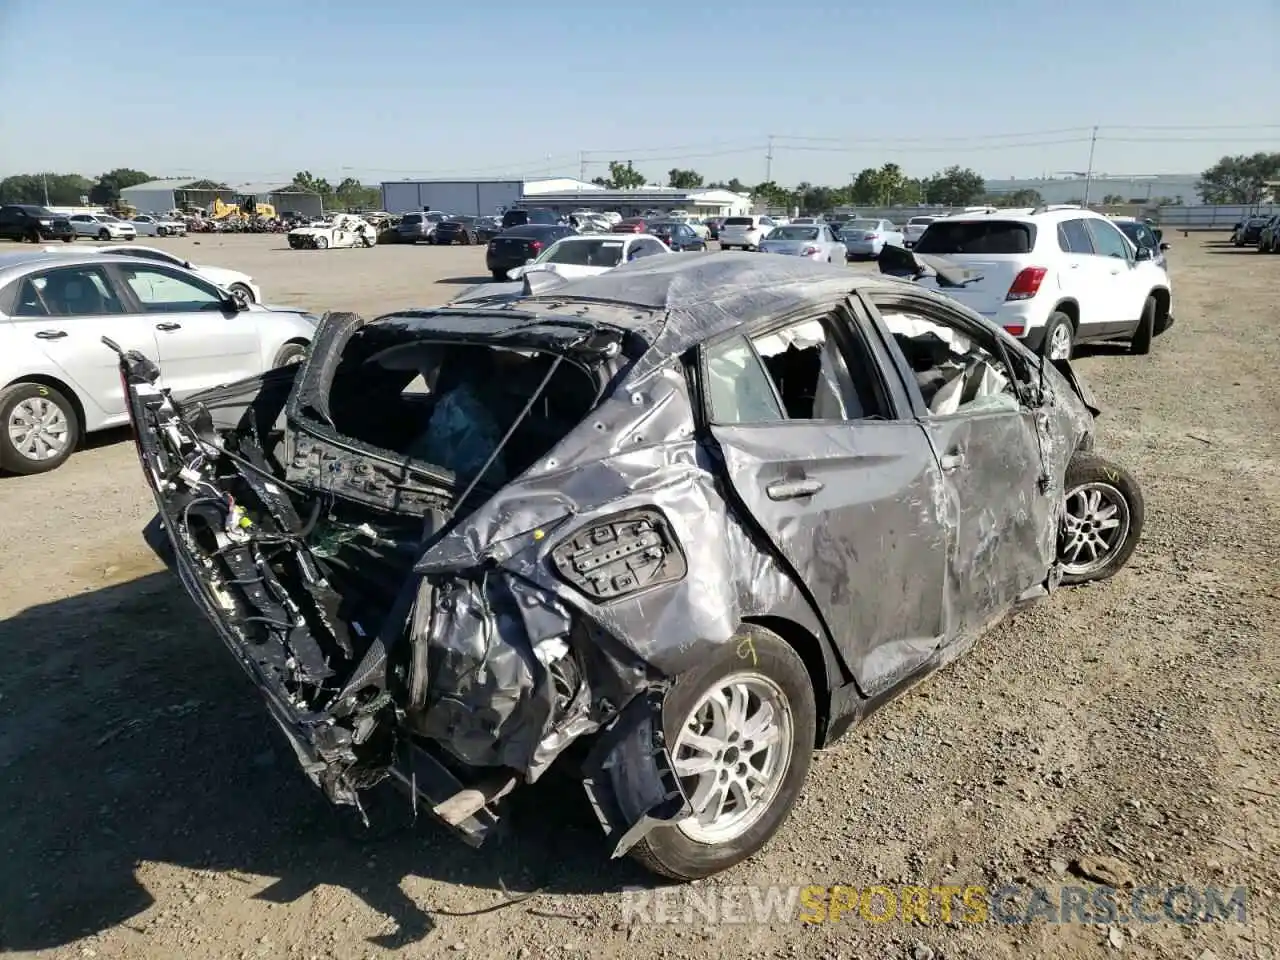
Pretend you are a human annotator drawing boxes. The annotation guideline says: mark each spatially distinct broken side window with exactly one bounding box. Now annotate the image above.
[871,304,1019,417]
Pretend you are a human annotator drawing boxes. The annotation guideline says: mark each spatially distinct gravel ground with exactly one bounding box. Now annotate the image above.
[0,234,1276,960]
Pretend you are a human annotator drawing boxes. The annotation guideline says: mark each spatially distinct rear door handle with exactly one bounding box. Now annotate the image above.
[939,452,964,473]
[765,478,824,501]
[35,329,67,340]
[155,322,182,331]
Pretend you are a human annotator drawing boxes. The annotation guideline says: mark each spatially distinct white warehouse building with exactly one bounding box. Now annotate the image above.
[379,177,753,218]
[380,177,604,217]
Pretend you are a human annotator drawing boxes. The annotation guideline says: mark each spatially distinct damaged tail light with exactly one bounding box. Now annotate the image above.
[549,508,687,602]
[530,240,543,253]
[1006,266,1047,301]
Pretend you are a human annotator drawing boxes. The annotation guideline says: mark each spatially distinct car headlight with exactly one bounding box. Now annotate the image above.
[549,507,687,602]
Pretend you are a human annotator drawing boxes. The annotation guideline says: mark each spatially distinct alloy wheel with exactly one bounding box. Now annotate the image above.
[1047,323,1073,361]
[672,671,793,845]
[1060,481,1131,577]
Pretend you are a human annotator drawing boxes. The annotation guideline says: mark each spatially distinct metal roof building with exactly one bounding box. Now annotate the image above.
[233,181,324,218]
[119,178,238,214]
[518,186,752,218]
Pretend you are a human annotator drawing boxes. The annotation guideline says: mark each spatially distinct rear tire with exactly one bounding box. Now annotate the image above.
[627,623,816,881]
[1059,454,1144,584]
[1041,312,1074,361]
[315,236,328,250]
[491,269,506,281]
[1130,296,1155,355]
[0,382,79,475]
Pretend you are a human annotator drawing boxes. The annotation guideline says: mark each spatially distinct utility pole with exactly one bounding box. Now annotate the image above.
[41,173,49,206]
[765,135,774,183]
[1081,125,1099,207]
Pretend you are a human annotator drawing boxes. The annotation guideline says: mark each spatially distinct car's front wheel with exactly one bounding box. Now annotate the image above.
[97,229,110,241]
[272,342,308,367]
[0,382,79,474]
[628,623,816,881]
[1058,454,1144,585]
[315,236,328,249]
[227,282,255,307]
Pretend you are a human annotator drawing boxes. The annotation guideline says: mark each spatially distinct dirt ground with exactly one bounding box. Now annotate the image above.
[0,234,1276,960]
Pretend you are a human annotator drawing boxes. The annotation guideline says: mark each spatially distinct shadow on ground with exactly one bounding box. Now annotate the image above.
[0,573,650,951]
[434,276,494,285]
[1205,247,1268,255]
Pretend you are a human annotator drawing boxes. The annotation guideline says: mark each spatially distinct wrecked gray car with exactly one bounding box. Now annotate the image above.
[115,253,1144,881]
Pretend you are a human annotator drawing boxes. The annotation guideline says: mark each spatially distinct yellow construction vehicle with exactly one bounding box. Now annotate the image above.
[211,197,277,220]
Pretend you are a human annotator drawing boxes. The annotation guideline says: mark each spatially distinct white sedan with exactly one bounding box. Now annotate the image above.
[67,213,137,241]
[41,244,263,306]
[288,214,376,250]
[130,215,187,238]
[506,233,672,280]
[758,223,847,263]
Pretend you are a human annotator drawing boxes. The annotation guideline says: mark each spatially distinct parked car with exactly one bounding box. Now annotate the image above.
[485,223,576,280]
[841,218,904,259]
[903,215,944,249]
[903,207,1173,360]
[288,214,376,250]
[758,223,845,263]
[395,211,451,244]
[433,217,480,245]
[130,215,186,238]
[118,252,1143,883]
[611,217,648,234]
[1232,216,1269,246]
[474,216,503,243]
[645,221,708,251]
[0,249,315,474]
[39,244,263,306]
[704,217,725,240]
[1255,214,1280,253]
[719,215,777,250]
[68,213,137,242]
[501,208,559,229]
[0,205,75,243]
[1112,218,1170,268]
[506,233,672,280]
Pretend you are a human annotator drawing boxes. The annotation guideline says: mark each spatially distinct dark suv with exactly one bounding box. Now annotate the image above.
[501,208,559,229]
[0,205,75,243]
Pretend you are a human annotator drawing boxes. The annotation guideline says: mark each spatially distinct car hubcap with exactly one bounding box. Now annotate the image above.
[231,286,250,306]
[8,397,70,461]
[1060,482,1130,576]
[672,671,793,844]
[1048,324,1072,360]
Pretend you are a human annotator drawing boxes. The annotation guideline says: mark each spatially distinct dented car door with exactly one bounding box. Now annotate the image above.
[863,290,1052,636]
[701,307,950,696]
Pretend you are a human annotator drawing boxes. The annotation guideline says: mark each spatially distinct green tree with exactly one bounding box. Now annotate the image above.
[332,177,381,210]
[0,172,96,206]
[667,168,703,189]
[706,177,749,193]
[1101,193,1126,205]
[923,166,987,206]
[292,170,333,201]
[88,168,152,205]
[594,161,646,189]
[1197,152,1280,204]
[990,188,1043,207]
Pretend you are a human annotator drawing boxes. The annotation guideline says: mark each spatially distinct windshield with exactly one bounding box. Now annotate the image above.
[724,217,755,226]
[402,214,423,224]
[848,219,879,231]
[914,220,1035,255]
[767,226,819,241]
[99,215,120,223]
[908,217,938,226]
[538,238,626,267]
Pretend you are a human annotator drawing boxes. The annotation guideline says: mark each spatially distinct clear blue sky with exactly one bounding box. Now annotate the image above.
[1,0,1276,186]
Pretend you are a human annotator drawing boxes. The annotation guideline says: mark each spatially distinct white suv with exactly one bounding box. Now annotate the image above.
[909,207,1173,360]
[67,213,137,241]
[719,215,777,250]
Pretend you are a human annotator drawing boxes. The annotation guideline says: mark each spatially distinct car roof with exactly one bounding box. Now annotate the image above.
[936,207,1105,226]
[0,249,129,283]
[454,251,917,378]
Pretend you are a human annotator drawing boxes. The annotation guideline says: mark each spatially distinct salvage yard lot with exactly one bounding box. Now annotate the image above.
[0,236,1276,959]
